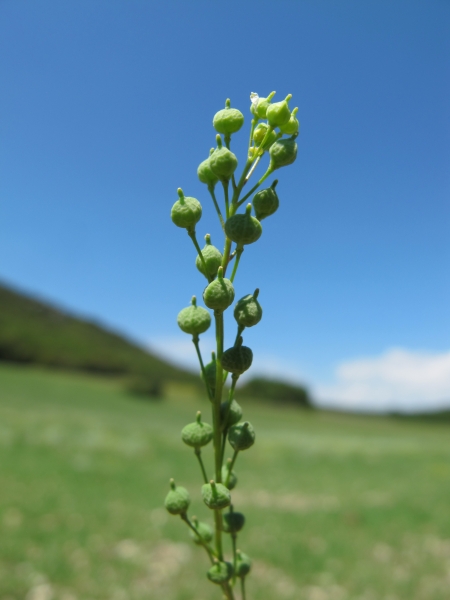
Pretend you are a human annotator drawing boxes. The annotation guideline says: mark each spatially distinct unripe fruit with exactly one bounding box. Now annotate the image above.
[280,106,299,135]
[203,267,235,311]
[164,479,190,515]
[209,135,238,182]
[250,91,276,119]
[234,289,262,328]
[221,338,253,375]
[202,480,231,510]
[225,204,262,246]
[177,296,211,335]
[195,234,223,279]
[189,517,213,545]
[181,411,213,448]
[202,352,217,395]
[253,123,277,149]
[266,94,292,127]
[269,137,298,171]
[171,188,202,231]
[207,560,233,584]
[197,149,219,187]
[223,510,245,533]
[220,398,243,427]
[221,461,237,490]
[213,99,244,135]
[236,551,252,577]
[228,421,255,451]
[252,180,280,221]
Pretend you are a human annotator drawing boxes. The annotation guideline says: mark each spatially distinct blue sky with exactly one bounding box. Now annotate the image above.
[1,1,449,411]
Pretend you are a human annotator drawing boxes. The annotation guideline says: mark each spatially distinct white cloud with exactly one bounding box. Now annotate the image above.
[315,348,450,413]
[148,335,216,371]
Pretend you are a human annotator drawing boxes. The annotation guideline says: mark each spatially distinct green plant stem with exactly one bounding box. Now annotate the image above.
[212,309,225,562]
[194,448,208,484]
[223,180,230,219]
[248,118,258,154]
[237,168,273,208]
[225,449,239,488]
[180,514,215,564]
[231,531,238,585]
[241,577,246,600]
[229,246,244,283]
[234,324,245,346]
[208,185,225,230]
[192,335,213,401]
[187,230,212,283]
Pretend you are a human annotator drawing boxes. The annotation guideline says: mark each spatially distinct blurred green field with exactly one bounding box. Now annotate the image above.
[0,363,449,600]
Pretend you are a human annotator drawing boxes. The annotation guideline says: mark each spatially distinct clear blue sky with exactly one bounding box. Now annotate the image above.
[1,1,449,411]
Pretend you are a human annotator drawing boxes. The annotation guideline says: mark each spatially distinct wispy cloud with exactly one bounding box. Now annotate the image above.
[315,348,450,413]
[148,335,216,371]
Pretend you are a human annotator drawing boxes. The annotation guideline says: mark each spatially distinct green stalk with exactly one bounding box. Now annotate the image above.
[212,309,225,561]
[208,185,225,230]
[180,514,215,564]
[229,246,244,283]
[192,335,213,401]
[194,448,208,484]
[188,230,212,283]
[222,180,230,219]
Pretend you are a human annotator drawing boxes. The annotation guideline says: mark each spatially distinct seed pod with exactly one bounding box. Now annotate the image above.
[234,289,262,328]
[280,107,299,135]
[197,149,219,187]
[220,398,243,427]
[266,94,292,128]
[213,99,244,135]
[253,180,280,221]
[195,234,223,279]
[221,460,237,490]
[171,188,202,231]
[236,551,252,577]
[207,560,233,584]
[203,266,235,311]
[189,516,213,545]
[181,411,213,448]
[209,135,238,182]
[269,136,298,171]
[253,123,277,149]
[164,479,190,515]
[221,338,253,375]
[177,296,211,335]
[202,480,231,510]
[228,421,255,451]
[223,510,245,533]
[202,352,217,395]
[250,91,276,119]
[225,204,262,246]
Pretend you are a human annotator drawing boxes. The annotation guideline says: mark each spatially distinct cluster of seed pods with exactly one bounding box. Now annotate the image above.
[165,91,299,599]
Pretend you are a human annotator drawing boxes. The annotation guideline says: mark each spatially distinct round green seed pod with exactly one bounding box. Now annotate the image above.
[221,338,253,375]
[195,234,223,279]
[213,99,244,135]
[220,398,243,427]
[253,122,277,149]
[171,188,202,230]
[202,480,231,510]
[223,510,245,533]
[225,204,262,246]
[181,411,213,448]
[164,479,190,515]
[234,289,262,328]
[207,560,233,584]
[266,94,292,127]
[189,517,213,545]
[203,266,235,311]
[236,551,252,577]
[197,149,219,187]
[228,421,255,451]
[269,137,298,171]
[177,296,211,335]
[201,352,216,396]
[250,91,276,119]
[253,180,280,221]
[209,135,238,182]
[221,461,237,490]
[280,107,299,135]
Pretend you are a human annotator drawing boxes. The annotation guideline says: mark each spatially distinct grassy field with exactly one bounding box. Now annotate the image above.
[0,364,449,600]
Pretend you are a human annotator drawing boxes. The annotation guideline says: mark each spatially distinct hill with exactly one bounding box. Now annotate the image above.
[239,376,312,408]
[0,282,197,395]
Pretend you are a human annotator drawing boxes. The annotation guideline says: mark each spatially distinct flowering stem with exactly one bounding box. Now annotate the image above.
[187,230,212,283]
[194,448,209,484]
[229,245,244,283]
[180,514,215,564]
[225,449,239,488]
[192,335,213,401]
[223,180,230,219]
[208,185,225,230]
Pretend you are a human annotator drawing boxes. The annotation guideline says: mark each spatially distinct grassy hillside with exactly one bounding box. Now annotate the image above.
[0,364,449,600]
[0,282,197,393]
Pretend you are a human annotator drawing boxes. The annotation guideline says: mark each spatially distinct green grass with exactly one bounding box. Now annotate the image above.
[0,364,449,600]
